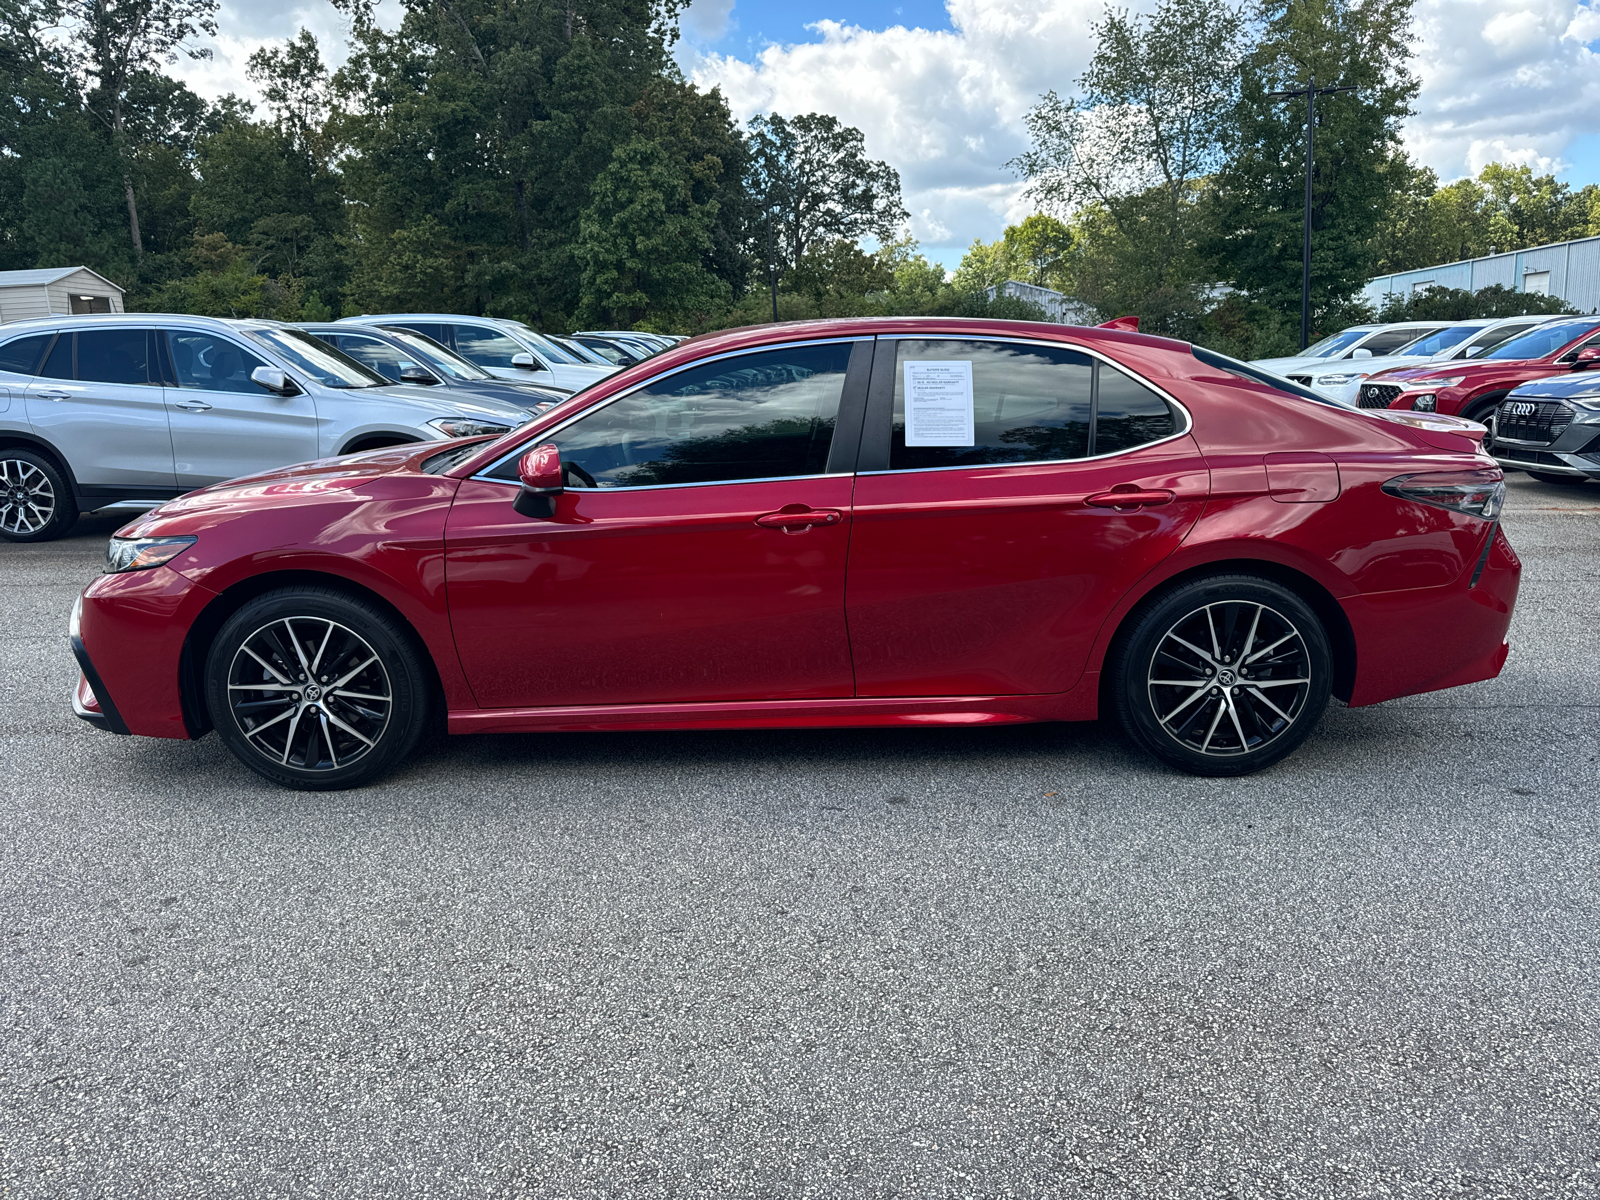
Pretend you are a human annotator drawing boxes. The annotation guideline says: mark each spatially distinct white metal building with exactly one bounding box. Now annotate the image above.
[1362,235,1600,314]
[0,267,126,324]
[983,280,1095,324]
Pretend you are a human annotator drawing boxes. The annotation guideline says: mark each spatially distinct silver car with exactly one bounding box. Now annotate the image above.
[0,314,539,542]
[337,314,617,391]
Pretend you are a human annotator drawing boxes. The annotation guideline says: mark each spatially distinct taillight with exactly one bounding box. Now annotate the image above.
[1381,469,1504,520]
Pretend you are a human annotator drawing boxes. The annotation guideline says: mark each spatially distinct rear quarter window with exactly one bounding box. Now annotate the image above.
[0,333,53,375]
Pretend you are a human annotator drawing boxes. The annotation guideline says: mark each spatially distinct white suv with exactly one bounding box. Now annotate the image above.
[0,314,540,542]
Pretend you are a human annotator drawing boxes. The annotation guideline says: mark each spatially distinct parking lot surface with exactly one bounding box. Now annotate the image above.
[3,478,1598,1199]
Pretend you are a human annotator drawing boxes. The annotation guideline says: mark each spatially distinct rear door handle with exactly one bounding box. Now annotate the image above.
[1085,488,1175,509]
[33,390,70,401]
[172,400,213,412]
[755,507,843,531]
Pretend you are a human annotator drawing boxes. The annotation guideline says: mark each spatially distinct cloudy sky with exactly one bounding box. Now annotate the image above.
[173,0,1600,270]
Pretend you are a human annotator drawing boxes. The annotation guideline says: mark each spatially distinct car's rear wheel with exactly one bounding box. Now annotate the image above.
[1527,471,1588,486]
[0,449,77,542]
[205,587,431,790]
[1111,575,1332,777]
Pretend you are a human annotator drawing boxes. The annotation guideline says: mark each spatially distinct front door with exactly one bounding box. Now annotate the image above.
[24,328,175,489]
[445,338,869,709]
[162,330,321,488]
[846,336,1210,697]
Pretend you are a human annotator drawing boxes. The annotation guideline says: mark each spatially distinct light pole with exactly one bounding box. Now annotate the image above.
[1266,74,1356,350]
[766,201,779,324]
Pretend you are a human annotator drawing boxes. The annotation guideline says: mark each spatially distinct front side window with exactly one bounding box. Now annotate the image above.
[167,332,269,393]
[547,342,852,488]
[889,339,1176,470]
[0,333,53,375]
[454,325,536,370]
[76,328,153,385]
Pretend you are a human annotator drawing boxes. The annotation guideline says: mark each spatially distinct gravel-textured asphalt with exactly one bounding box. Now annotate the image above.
[3,478,1598,1199]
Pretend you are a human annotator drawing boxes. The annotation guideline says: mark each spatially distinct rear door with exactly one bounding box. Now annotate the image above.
[845,336,1210,697]
[163,330,321,487]
[24,327,175,489]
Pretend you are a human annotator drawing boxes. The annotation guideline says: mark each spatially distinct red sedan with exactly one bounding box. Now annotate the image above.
[1358,316,1600,421]
[70,318,1519,788]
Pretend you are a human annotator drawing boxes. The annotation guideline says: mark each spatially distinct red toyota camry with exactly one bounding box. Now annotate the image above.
[70,318,1519,789]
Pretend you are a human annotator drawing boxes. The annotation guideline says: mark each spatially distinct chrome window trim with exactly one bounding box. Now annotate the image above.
[470,335,873,488]
[469,471,855,493]
[865,332,1194,473]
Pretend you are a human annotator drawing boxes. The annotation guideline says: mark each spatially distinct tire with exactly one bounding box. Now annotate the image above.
[1109,574,1333,777]
[205,587,432,790]
[1528,472,1588,486]
[0,449,78,542]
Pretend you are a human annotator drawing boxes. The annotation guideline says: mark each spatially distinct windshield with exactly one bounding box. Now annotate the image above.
[384,328,494,381]
[1455,322,1541,358]
[1190,345,1345,407]
[500,323,587,365]
[1299,329,1368,359]
[1483,319,1600,361]
[1395,325,1478,356]
[248,328,388,388]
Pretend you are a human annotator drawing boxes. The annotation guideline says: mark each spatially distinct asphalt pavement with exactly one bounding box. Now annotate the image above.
[2,478,1598,1199]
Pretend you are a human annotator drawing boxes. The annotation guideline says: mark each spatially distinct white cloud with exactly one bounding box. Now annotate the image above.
[681,0,737,42]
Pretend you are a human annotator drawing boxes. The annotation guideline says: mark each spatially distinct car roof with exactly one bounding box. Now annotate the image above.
[0,312,286,336]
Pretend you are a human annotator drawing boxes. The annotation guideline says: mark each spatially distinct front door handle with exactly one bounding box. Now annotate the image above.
[172,400,213,412]
[1085,488,1175,509]
[33,390,70,401]
[755,507,843,532]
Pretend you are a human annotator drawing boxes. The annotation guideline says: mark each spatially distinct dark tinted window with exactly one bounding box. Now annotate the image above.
[891,339,1092,469]
[167,332,268,393]
[1361,326,1444,355]
[39,334,72,379]
[1095,363,1178,453]
[76,328,152,385]
[454,325,533,369]
[551,342,851,487]
[0,334,53,375]
[388,322,448,346]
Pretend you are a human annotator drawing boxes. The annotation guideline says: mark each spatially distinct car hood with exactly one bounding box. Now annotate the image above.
[1365,361,1512,384]
[115,442,463,539]
[1508,372,1600,400]
[1251,356,1342,374]
[361,383,533,422]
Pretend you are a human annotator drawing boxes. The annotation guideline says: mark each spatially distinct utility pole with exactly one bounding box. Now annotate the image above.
[766,203,779,324]
[1266,74,1356,349]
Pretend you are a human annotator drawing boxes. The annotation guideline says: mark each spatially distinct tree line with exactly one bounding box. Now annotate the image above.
[3,0,1594,345]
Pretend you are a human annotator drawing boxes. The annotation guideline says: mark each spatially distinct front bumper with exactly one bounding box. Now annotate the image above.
[70,638,129,735]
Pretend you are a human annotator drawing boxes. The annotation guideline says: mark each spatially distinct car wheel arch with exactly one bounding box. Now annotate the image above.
[339,433,424,456]
[0,432,82,501]
[1092,557,1357,719]
[1460,390,1511,423]
[177,569,446,741]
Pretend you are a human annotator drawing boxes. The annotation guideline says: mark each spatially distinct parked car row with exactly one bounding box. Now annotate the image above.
[0,311,686,541]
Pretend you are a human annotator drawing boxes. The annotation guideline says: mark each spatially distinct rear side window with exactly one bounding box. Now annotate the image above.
[76,328,153,385]
[454,325,535,369]
[888,339,1175,469]
[0,333,53,375]
[546,342,852,488]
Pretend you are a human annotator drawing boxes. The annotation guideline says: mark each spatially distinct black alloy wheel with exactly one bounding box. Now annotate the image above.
[1111,575,1332,776]
[205,587,432,789]
[0,449,77,542]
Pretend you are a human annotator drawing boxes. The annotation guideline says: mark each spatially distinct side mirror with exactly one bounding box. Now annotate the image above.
[1351,348,1373,360]
[250,366,298,395]
[513,443,564,518]
[510,352,540,370]
[1574,346,1600,370]
[399,366,439,385]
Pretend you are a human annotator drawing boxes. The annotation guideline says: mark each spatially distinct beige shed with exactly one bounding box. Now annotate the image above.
[0,267,126,324]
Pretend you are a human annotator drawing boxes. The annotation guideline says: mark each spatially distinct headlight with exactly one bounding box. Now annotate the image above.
[1400,376,1465,391]
[427,418,512,439]
[1411,395,1436,412]
[104,535,197,574]
[1567,396,1600,411]
[1314,372,1368,386]
[1382,470,1504,520]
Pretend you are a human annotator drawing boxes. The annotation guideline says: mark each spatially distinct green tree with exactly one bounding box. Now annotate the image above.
[1011,0,1245,334]
[1206,0,1419,330]
[746,111,908,273]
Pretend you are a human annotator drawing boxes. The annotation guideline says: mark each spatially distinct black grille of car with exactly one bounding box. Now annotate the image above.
[1495,400,1572,446]
[1358,383,1403,409]
[1496,449,1569,468]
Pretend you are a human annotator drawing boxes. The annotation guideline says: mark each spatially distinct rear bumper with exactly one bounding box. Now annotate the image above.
[1342,524,1521,707]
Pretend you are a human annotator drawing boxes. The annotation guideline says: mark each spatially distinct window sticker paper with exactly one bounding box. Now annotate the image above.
[903,360,975,447]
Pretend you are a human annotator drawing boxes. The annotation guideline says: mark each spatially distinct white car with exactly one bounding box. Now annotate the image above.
[1309,315,1572,406]
[339,314,617,392]
[1251,321,1454,402]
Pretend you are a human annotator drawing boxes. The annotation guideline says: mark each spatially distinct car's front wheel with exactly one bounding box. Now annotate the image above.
[0,449,77,542]
[1110,575,1332,777]
[205,587,432,790]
